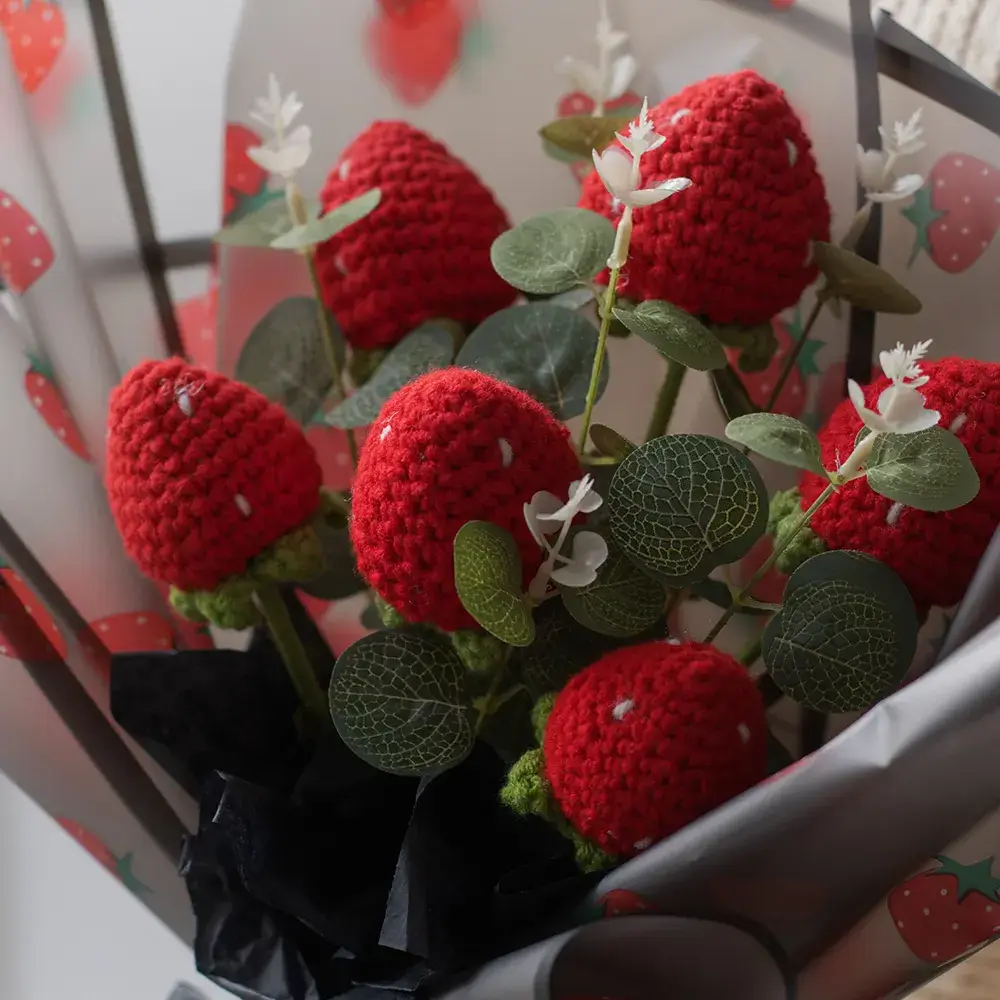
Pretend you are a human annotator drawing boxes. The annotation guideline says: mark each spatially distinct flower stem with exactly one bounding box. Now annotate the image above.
[739,634,763,668]
[577,266,620,454]
[645,361,686,442]
[254,583,330,731]
[762,296,824,414]
[703,481,837,644]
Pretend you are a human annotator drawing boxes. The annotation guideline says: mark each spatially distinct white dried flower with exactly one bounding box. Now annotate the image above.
[550,531,610,588]
[557,0,637,113]
[247,74,312,181]
[856,109,925,204]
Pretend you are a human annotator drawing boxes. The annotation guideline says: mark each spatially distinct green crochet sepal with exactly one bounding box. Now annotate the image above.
[373,593,406,628]
[451,630,507,675]
[768,487,827,576]
[499,696,617,874]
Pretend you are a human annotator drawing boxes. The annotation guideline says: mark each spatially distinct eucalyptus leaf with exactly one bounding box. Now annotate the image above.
[539,114,633,158]
[454,522,535,647]
[270,188,382,250]
[491,209,615,295]
[236,297,343,423]
[608,435,769,586]
[813,242,922,315]
[711,365,758,420]
[329,628,474,776]
[725,413,828,476]
[296,519,365,601]
[456,303,609,420]
[866,427,980,512]
[326,324,455,429]
[560,535,666,638]
[590,424,636,461]
[550,287,597,311]
[215,196,316,248]
[612,300,727,371]
[762,550,918,713]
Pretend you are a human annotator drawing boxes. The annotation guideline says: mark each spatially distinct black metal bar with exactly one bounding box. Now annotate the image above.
[162,237,215,271]
[85,0,185,356]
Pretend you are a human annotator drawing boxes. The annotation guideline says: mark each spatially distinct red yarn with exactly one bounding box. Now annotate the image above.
[800,357,1000,613]
[543,642,767,859]
[349,368,581,631]
[315,121,517,351]
[106,358,323,592]
[578,71,830,325]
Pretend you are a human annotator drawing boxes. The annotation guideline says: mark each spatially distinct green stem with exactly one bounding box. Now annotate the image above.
[703,481,837,643]
[475,658,509,735]
[255,583,330,730]
[762,296,824,414]
[739,634,763,668]
[577,266,621,454]
[644,361,687,442]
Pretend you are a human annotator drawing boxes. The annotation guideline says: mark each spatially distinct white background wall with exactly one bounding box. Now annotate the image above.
[1,4,242,998]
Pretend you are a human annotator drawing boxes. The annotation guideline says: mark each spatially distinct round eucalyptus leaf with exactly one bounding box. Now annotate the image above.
[867,427,980,512]
[236,297,343,423]
[762,550,918,713]
[329,628,474,776]
[491,209,616,295]
[725,413,828,476]
[590,424,636,462]
[560,536,666,638]
[612,300,727,371]
[270,189,382,250]
[214,194,305,248]
[326,324,455,429]
[608,435,768,586]
[297,519,365,601]
[456,303,609,420]
[813,242,922,315]
[711,365,758,420]
[539,114,633,158]
[454,521,535,647]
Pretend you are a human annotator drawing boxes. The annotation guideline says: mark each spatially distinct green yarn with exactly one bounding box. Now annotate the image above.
[531,692,557,745]
[253,525,324,584]
[374,594,406,628]
[768,487,827,575]
[500,749,552,817]
[451,630,506,675]
[569,830,617,874]
[171,578,261,630]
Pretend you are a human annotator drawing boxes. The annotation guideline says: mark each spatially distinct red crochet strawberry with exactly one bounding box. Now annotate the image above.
[503,642,767,867]
[105,358,323,593]
[0,558,65,660]
[904,154,1000,273]
[315,120,516,351]
[0,1,65,94]
[0,190,54,292]
[772,358,1000,613]
[80,611,175,681]
[578,71,830,325]
[223,123,268,222]
[889,856,1000,964]
[56,819,151,894]
[25,355,89,460]
[350,368,581,631]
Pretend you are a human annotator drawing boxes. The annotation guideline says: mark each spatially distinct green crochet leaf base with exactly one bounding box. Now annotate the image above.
[768,487,827,575]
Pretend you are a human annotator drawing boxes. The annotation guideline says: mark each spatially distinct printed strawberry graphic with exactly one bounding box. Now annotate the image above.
[25,354,90,460]
[903,154,1000,273]
[0,190,54,292]
[600,889,656,918]
[56,818,151,895]
[888,855,1000,964]
[0,1,65,94]
[0,557,66,660]
[223,123,268,223]
[80,611,175,680]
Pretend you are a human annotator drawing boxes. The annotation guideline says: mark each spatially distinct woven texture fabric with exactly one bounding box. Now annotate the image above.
[315,120,517,351]
[542,642,767,860]
[349,368,581,632]
[578,70,831,326]
[799,357,1000,613]
[106,358,323,593]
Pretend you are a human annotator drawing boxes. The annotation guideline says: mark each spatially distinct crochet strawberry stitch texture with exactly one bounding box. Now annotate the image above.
[315,120,517,351]
[349,368,582,632]
[543,641,767,859]
[106,358,323,593]
[578,70,831,325]
[798,357,1000,613]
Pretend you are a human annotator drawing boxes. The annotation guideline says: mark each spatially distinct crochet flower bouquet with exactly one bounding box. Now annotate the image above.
[104,17,1000,1000]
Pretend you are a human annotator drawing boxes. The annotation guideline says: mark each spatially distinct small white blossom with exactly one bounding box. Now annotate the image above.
[247,74,312,181]
[558,0,637,114]
[537,476,604,524]
[856,109,925,204]
[550,531,610,588]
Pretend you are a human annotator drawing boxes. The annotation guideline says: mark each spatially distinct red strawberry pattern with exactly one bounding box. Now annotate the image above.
[0,191,53,292]
[600,889,655,918]
[903,154,1000,273]
[25,355,89,460]
[770,0,797,7]
[366,0,469,106]
[0,0,65,94]
[56,818,151,895]
[0,559,66,660]
[888,855,1000,964]
[80,611,175,681]
[223,123,268,223]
